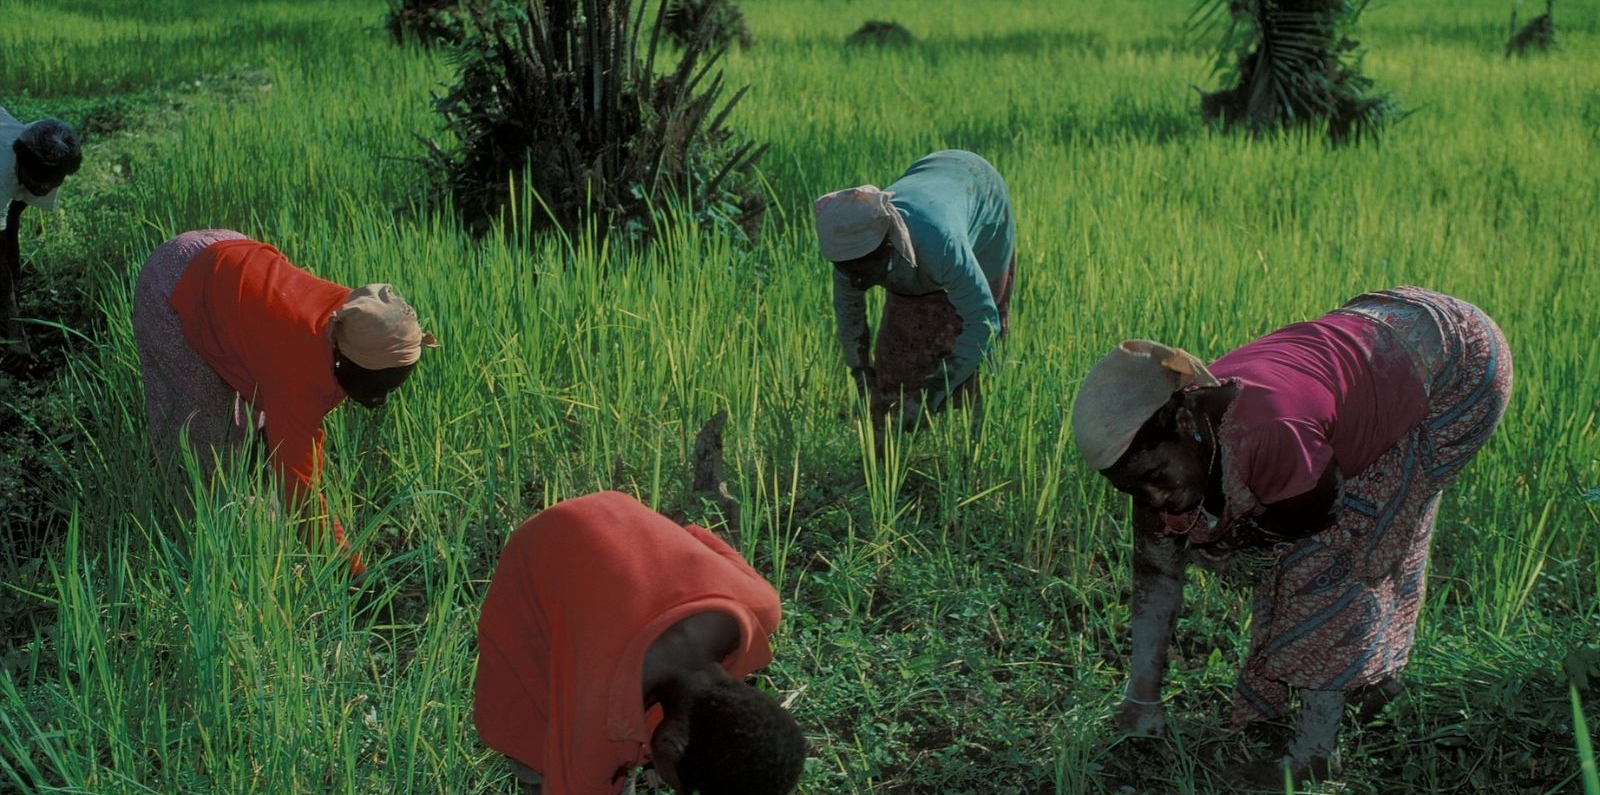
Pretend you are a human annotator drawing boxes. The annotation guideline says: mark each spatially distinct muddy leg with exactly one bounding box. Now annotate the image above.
[1232,689,1345,788]
[1285,689,1344,771]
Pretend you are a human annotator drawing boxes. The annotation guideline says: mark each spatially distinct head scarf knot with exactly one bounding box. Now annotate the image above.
[1071,339,1220,470]
[813,185,917,269]
[331,284,439,370]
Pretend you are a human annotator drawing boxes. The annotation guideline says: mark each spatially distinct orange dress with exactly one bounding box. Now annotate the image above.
[473,491,782,795]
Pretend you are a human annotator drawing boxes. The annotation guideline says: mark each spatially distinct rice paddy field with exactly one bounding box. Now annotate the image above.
[1,0,1598,793]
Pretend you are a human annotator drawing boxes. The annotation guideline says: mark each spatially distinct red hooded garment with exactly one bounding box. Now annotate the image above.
[473,491,782,795]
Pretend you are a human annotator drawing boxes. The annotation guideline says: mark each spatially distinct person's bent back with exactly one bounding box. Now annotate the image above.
[474,490,806,795]
[2,110,84,356]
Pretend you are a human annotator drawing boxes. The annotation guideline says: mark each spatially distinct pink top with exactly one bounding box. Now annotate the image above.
[1163,312,1428,540]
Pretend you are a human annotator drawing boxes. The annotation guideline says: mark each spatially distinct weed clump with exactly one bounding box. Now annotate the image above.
[663,0,754,51]
[1506,0,1557,57]
[383,0,474,47]
[846,20,916,48]
[1192,0,1399,146]
[423,0,767,245]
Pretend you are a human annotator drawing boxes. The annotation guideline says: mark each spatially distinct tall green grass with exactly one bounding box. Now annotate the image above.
[2,0,1597,792]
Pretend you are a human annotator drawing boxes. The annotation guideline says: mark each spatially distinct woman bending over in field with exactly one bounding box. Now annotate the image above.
[814,149,1016,439]
[1071,286,1511,785]
[133,229,437,576]
[474,490,807,795]
[2,108,82,358]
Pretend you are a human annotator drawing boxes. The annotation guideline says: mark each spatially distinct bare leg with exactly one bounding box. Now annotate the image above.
[1285,689,1344,771]
[1233,688,1345,787]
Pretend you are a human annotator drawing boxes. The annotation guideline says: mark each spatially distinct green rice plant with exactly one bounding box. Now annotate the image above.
[2,0,1599,792]
[1479,493,1560,638]
[741,449,806,596]
[858,414,913,553]
[0,1,388,98]
[1050,702,1111,793]
[1,447,487,792]
[920,401,990,549]
[1576,682,1600,794]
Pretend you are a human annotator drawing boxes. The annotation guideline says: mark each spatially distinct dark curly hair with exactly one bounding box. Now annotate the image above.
[675,678,806,795]
[14,120,83,183]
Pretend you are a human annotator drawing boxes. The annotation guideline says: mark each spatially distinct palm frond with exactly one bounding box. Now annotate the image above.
[424,0,767,245]
[1195,0,1398,145]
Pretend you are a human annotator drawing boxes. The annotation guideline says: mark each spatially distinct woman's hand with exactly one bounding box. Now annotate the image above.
[1114,697,1168,735]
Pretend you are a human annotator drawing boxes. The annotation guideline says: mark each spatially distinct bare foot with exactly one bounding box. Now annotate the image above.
[1226,751,1342,791]
[1113,699,1167,735]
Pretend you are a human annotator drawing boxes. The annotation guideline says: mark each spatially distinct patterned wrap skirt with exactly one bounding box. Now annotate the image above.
[132,229,258,478]
[871,255,1014,417]
[1232,286,1513,727]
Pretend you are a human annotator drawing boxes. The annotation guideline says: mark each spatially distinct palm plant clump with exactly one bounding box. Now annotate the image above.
[1192,0,1399,145]
[663,0,754,51]
[846,20,916,48]
[425,0,767,243]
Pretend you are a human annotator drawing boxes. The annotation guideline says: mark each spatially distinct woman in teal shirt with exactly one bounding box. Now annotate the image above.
[814,149,1016,437]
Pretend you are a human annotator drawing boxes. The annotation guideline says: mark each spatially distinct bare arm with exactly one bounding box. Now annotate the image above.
[831,269,871,370]
[920,252,996,410]
[1118,503,1185,734]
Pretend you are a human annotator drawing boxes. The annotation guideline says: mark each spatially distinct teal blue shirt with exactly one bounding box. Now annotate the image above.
[832,149,1016,408]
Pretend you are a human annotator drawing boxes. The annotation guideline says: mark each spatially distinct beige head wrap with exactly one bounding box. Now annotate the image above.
[331,284,439,370]
[813,185,917,269]
[1071,340,1220,471]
